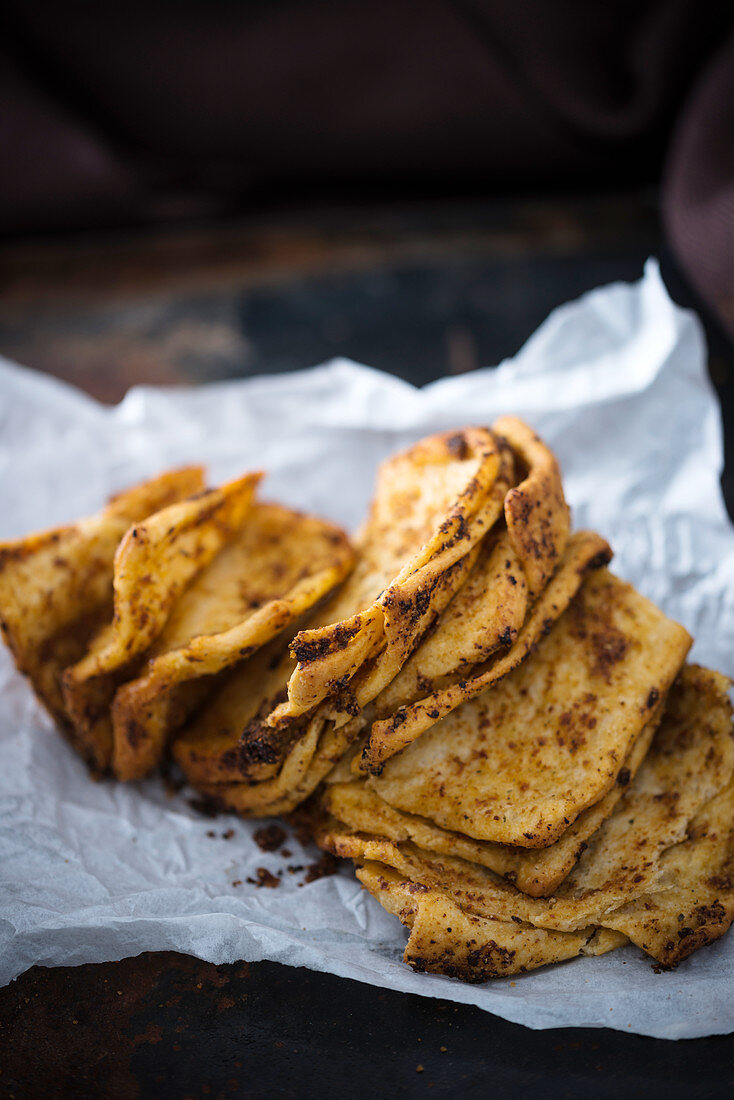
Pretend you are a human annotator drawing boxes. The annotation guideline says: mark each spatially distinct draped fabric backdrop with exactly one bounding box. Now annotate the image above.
[2,1,733,331]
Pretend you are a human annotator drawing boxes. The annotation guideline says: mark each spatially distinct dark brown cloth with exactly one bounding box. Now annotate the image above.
[663,27,734,333]
[1,2,733,328]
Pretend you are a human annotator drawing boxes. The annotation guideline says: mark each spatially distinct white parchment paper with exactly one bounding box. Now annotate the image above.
[2,260,734,1039]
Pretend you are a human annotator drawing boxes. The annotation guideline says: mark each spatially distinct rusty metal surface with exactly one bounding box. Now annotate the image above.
[0,194,660,402]
[2,953,734,1100]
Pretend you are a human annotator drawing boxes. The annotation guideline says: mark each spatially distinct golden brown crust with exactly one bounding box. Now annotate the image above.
[356,864,624,979]
[492,415,570,600]
[358,530,612,775]
[61,472,262,772]
[111,503,354,780]
[323,699,662,897]
[317,666,734,974]
[0,466,205,769]
[364,569,692,847]
[268,428,507,726]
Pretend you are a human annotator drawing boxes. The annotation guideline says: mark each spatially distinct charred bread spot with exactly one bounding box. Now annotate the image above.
[587,547,613,571]
[589,629,629,682]
[232,738,281,768]
[446,433,470,460]
[292,619,363,663]
[124,717,147,749]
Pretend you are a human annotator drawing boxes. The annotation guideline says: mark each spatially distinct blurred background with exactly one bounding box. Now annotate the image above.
[1,1,733,406]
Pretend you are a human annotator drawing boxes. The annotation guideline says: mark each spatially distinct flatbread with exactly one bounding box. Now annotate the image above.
[356,863,626,980]
[602,781,734,966]
[317,665,734,972]
[372,528,528,713]
[270,418,570,733]
[174,530,598,821]
[61,473,261,772]
[492,415,570,600]
[187,423,573,816]
[175,695,368,818]
[358,529,611,774]
[0,466,204,760]
[110,503,353,780]
[344,417,571,720]
[174,636,312,787]
[323,696,662,898]
[366,568,692,845]
[267,428,509,728]
[356,767,734,977]
[174,428,514,810]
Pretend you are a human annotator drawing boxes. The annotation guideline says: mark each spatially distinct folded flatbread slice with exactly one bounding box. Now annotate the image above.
[371,527,529,712]
[271,418,571,733]
[357,761,734,978]
[356,863,627,980]
[323,694,662,898]
[491,415,570,601]
[344,417,571,723]
[61,472,261,773]
[111,502,354,780]
[602,780,734,966]
[0,466,204,760]
[356,530,616,774]
[365,568,692,845]
[318,665,734,974]
[266,428,510,728]
[174,689,367,817]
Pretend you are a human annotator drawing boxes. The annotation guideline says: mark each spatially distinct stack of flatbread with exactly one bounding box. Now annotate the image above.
[173,420,586,816]
[2,420,733,982]
[0,467,354,779]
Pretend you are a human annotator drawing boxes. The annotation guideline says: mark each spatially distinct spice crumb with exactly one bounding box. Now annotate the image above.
[188,795,222,818]
[255,867,280,888]
[253,824,287,852]
[304,852,339,883]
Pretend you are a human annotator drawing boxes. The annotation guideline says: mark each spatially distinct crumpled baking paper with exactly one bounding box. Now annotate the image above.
[1,260,733,1040]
